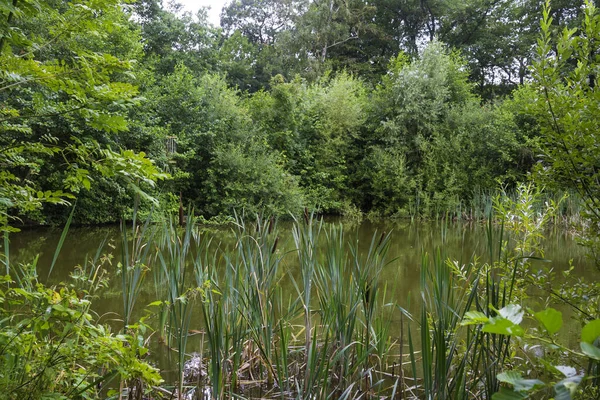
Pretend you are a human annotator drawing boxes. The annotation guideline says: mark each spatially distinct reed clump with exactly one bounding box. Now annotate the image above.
[146,212,399,399]
[142,185,593,400]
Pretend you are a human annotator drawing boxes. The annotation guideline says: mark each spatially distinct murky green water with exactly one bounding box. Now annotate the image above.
[6,219,594,381]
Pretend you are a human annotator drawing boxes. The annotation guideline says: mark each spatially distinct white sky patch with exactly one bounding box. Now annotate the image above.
[175,0,229,26]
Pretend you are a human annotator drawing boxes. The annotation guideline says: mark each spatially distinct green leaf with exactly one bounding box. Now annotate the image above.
[498,304,524,325]
[462,310,489,325]
[0,1,18,14]
[555,365,577,378]
[580,342,600,360]
[534,308,562,335]
[492,387,528,400]
[497,371,544,393]
[483,317,525,336]
[554,375,582,400]
[581,319,600,344]
[52,304,68,313]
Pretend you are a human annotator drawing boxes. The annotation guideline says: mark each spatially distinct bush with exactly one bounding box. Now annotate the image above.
[0,256,162,398]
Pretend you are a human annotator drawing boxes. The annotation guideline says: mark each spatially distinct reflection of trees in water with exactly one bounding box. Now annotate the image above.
[9,226,120,282]
[8,220,591,295]
[6,232,48,270]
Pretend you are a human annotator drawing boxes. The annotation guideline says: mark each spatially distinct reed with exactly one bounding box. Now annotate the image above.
[150,212,397,398]
[109,196,564,398]
[199,267,231,399]
[154,216,193,399]
[120,210,154,329]
[285,219,394,398]
[398,184,568,400]
[234,214,282,388]
[291,209,322,392]
[4,183,587,399]
[314,223,359,391]
[69,233,111,298]
[407,187,580,223]
[350,229,392,377]
[196,215,249,398]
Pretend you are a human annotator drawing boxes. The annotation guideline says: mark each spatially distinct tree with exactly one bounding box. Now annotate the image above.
[220,0,306,45]
[247,72,368,213]
[284,0,376,77]
[217,29,288,91]
[364,42,529,215]
[0,0,167,227]
[530,0,600,263]
[136,64,302,217]
[218,0,308,90]
[134,0,220,76]
[438,0,584,98]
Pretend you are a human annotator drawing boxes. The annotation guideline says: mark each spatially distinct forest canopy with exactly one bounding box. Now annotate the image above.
[0,0,593,225]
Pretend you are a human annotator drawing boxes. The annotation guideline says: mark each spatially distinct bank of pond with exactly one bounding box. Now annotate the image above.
[1,211,598,399]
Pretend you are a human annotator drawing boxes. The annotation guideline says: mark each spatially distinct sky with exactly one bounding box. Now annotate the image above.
[176,0,228,26]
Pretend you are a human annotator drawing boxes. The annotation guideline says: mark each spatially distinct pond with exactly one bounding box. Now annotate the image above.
[5,218,595,395]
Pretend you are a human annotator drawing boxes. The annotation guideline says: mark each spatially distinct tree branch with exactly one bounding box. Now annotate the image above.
[0,0,18,51]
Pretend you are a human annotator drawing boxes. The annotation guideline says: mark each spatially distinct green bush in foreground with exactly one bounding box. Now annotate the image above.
[0,248,162,399]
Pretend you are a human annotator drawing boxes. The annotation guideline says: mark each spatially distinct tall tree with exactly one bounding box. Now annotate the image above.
[134,0,220,76]
[363,42,528,215]
[0,0,166,226]
[285,0,376,76]
[438,0,584,97]
[218,0,307,89]
[530,0,600,262]
[220,0,306,45]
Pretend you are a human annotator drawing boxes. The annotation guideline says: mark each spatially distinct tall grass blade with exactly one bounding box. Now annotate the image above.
[2,230,8,275]
[48,205,75,278]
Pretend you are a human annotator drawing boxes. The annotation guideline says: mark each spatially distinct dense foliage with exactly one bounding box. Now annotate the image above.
[0,255,162,398]
[1,0,589,226]
[0,0,168,227]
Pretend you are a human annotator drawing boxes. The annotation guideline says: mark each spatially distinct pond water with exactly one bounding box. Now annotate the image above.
[6,219,594,382]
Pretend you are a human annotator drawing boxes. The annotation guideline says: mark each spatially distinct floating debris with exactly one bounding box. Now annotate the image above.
[183,353,207,384]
